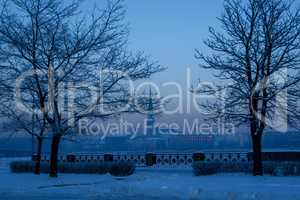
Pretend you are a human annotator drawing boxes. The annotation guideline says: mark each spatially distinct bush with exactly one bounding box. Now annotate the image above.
[109,161,135,177]
[10,161,109,174]
[193,162,220,176]
[193,161,300,176]
[263,162,300,176]
[10,161,35,173]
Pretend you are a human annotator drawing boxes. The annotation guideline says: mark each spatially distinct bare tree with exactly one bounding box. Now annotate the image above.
[0,73,48,174]
[0,0,162,177]
[195,0,300,175]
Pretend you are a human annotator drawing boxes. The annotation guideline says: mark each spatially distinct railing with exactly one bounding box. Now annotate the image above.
[203,152,248,162]
[40,151,249,167]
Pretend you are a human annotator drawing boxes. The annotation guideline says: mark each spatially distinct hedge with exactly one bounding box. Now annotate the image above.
[10,161,135,176]
[109,161,135,177]
[193,161,300,176]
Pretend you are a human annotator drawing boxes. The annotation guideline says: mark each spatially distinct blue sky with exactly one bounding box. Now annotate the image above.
[83,0,226,124]
[116,1,225,123]
[85,0,224,94]
[124,0,224,89]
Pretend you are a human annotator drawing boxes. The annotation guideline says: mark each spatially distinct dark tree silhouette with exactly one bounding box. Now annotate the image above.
[0,0,162,177]
[196,0,300,175]
[0,77,48,174]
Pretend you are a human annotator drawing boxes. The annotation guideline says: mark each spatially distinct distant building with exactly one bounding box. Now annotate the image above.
[142,88,159,137]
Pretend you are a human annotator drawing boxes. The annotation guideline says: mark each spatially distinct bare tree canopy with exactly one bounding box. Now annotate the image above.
[195,0,300,175]
[0,0,163,177]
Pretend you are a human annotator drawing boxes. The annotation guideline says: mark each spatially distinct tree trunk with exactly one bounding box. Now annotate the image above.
[34,137,43,175]
[252,134,263,176]
[49,135,61,178]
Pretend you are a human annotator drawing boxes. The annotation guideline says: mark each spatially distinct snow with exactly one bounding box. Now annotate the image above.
[1,158,300,199]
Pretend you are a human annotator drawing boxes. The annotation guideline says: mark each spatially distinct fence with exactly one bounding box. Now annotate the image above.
[40,151,249,168]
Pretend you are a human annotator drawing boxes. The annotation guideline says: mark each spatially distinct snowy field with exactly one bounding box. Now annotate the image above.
[1,158,300,200]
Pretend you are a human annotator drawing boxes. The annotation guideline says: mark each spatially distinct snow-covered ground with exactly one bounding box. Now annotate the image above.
[1,158,300,200]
